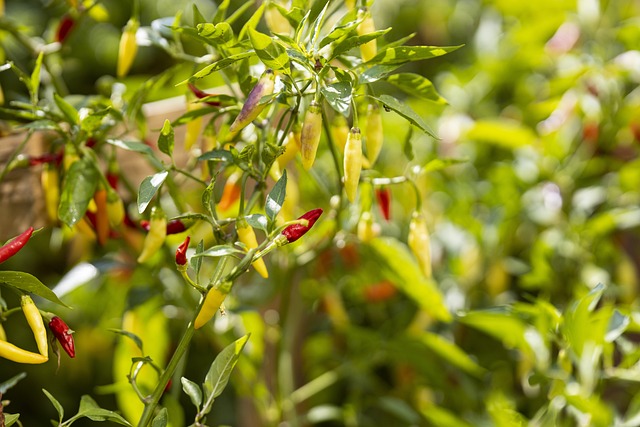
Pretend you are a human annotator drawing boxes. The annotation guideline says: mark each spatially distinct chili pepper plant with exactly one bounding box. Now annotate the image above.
[1,0,640,426]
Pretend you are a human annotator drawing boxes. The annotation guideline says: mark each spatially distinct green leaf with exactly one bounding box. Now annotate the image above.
[367,238,451,322]
[238,2,265,40]
[403,127,414,161]
[465,119,537,149]
[74,395,132,425]
[265,169,287,223]
[606,309,629,342]
[199,149,233,163]
[20,120,61,131]
[378,397,421,424]
[151,408,168,427]
[248,28,290,73]
[371,94,437,138]
[53,93,79,124]
[213,0,230,23]
[109,329,144,353]
[386,73,447,104]
[0,272,68,307]
[330,28,391,60]
[415,332,486,377]
[158,119,175,157]
[245,214,268,232]
[321,81,352,116]
[458,309,531,352]
[188,52,254,81]
[319,19,359,49]
[80,108,111,134]
[203,334,250,402]
[181,377,203,408]
[309,0,330,49]
[192,4,206,26]
[30,51,43,102]
[366,45,463,65]
[193,240,204,278]
[58,157,99,227]
[43,389,64,422]
[197,22,234,45]
[191,245,244,258]
[0,372,27,394]
[137,171,169,214]
[422,158,467,173]
[360,64,401,83]
[4,414,20,427]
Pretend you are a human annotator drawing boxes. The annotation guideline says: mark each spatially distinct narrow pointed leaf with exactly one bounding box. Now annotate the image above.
[266,169,287,222]
[138,171,169,214]
[59,158,99,227]
[203,334,250,401]
[158,119,174,157]
[371,94,437,138]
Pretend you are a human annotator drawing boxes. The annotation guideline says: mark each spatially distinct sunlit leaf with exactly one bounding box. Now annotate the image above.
[386,73,447,104]
[371,94,437,138]
[203,334,250,402]
[266,170,287,223]
[138,171,169,214]
[248,28,290,73]
[321,81,352,116]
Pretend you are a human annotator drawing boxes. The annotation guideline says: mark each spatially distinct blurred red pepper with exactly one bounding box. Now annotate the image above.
[364,280,397,302]
[55,14,75,43]
[140,218,194,234]
[28,152,63,166]
[49,316,75,358]
[188,83,222,106]
[0,227,34,263]
[376,187,391,221]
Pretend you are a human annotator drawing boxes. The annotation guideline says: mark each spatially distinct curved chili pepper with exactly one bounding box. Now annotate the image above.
[140,218,195,234]
[279,208,323,244]
[300,101,323,170]
[408,212,432,278]
[236,219,268,278]
[0,340,48,364]
[137,207,167,263]
[117,18,139,78]
[49,316,75,358]
[175,236,190,266]
[228,69,276,136]
[0,324,6,341]
[194,286,229,329]
[21,295,48,357]
[343,127,363,202]
[0,227,34,264]
[188,83,222,106]
[41,164,60,223]
[376,187,391,221]
[29,152,63,166]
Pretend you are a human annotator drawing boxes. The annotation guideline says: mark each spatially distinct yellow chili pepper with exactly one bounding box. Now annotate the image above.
[137,206,167,263]
[228,69,276,137]
[408,212,432,278]
[236,218,269,278]
[300,101,323,170]
[343,127,363,202]
[184,103,203,151]
[107,190,125,228]
[277,127,301,169]
[117,18,139,78]
[93,188,109,246]
[41,164,60,223]
[357,211,376,243]
[264,0,290,35]
[218,171,242,212]
[21,295,48,357]
[330,115,350,153]
[194,286,229,329]
[0,324,6,341]
[357,9,377,62]
[0,340,48,364]
[365,102,383,164]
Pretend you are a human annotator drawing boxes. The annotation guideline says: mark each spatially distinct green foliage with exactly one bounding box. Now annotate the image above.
[0,0,639,426]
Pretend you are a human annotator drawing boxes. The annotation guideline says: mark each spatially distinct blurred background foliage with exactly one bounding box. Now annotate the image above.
[1,0,640,426]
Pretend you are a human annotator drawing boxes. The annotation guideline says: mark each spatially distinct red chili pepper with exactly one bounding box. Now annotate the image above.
[28,152,63,166]
[0,227,34,263]
[55,14,75,44]
[48,316,75,358]
[140,219,193,234]
[176,236,190,266]
[281,209,323,243]
[376,187,391,221]
[188,83,222,106]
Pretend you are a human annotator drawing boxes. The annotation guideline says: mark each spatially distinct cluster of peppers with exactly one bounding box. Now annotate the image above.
[174,208,324,330]
[0,228,75,363]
